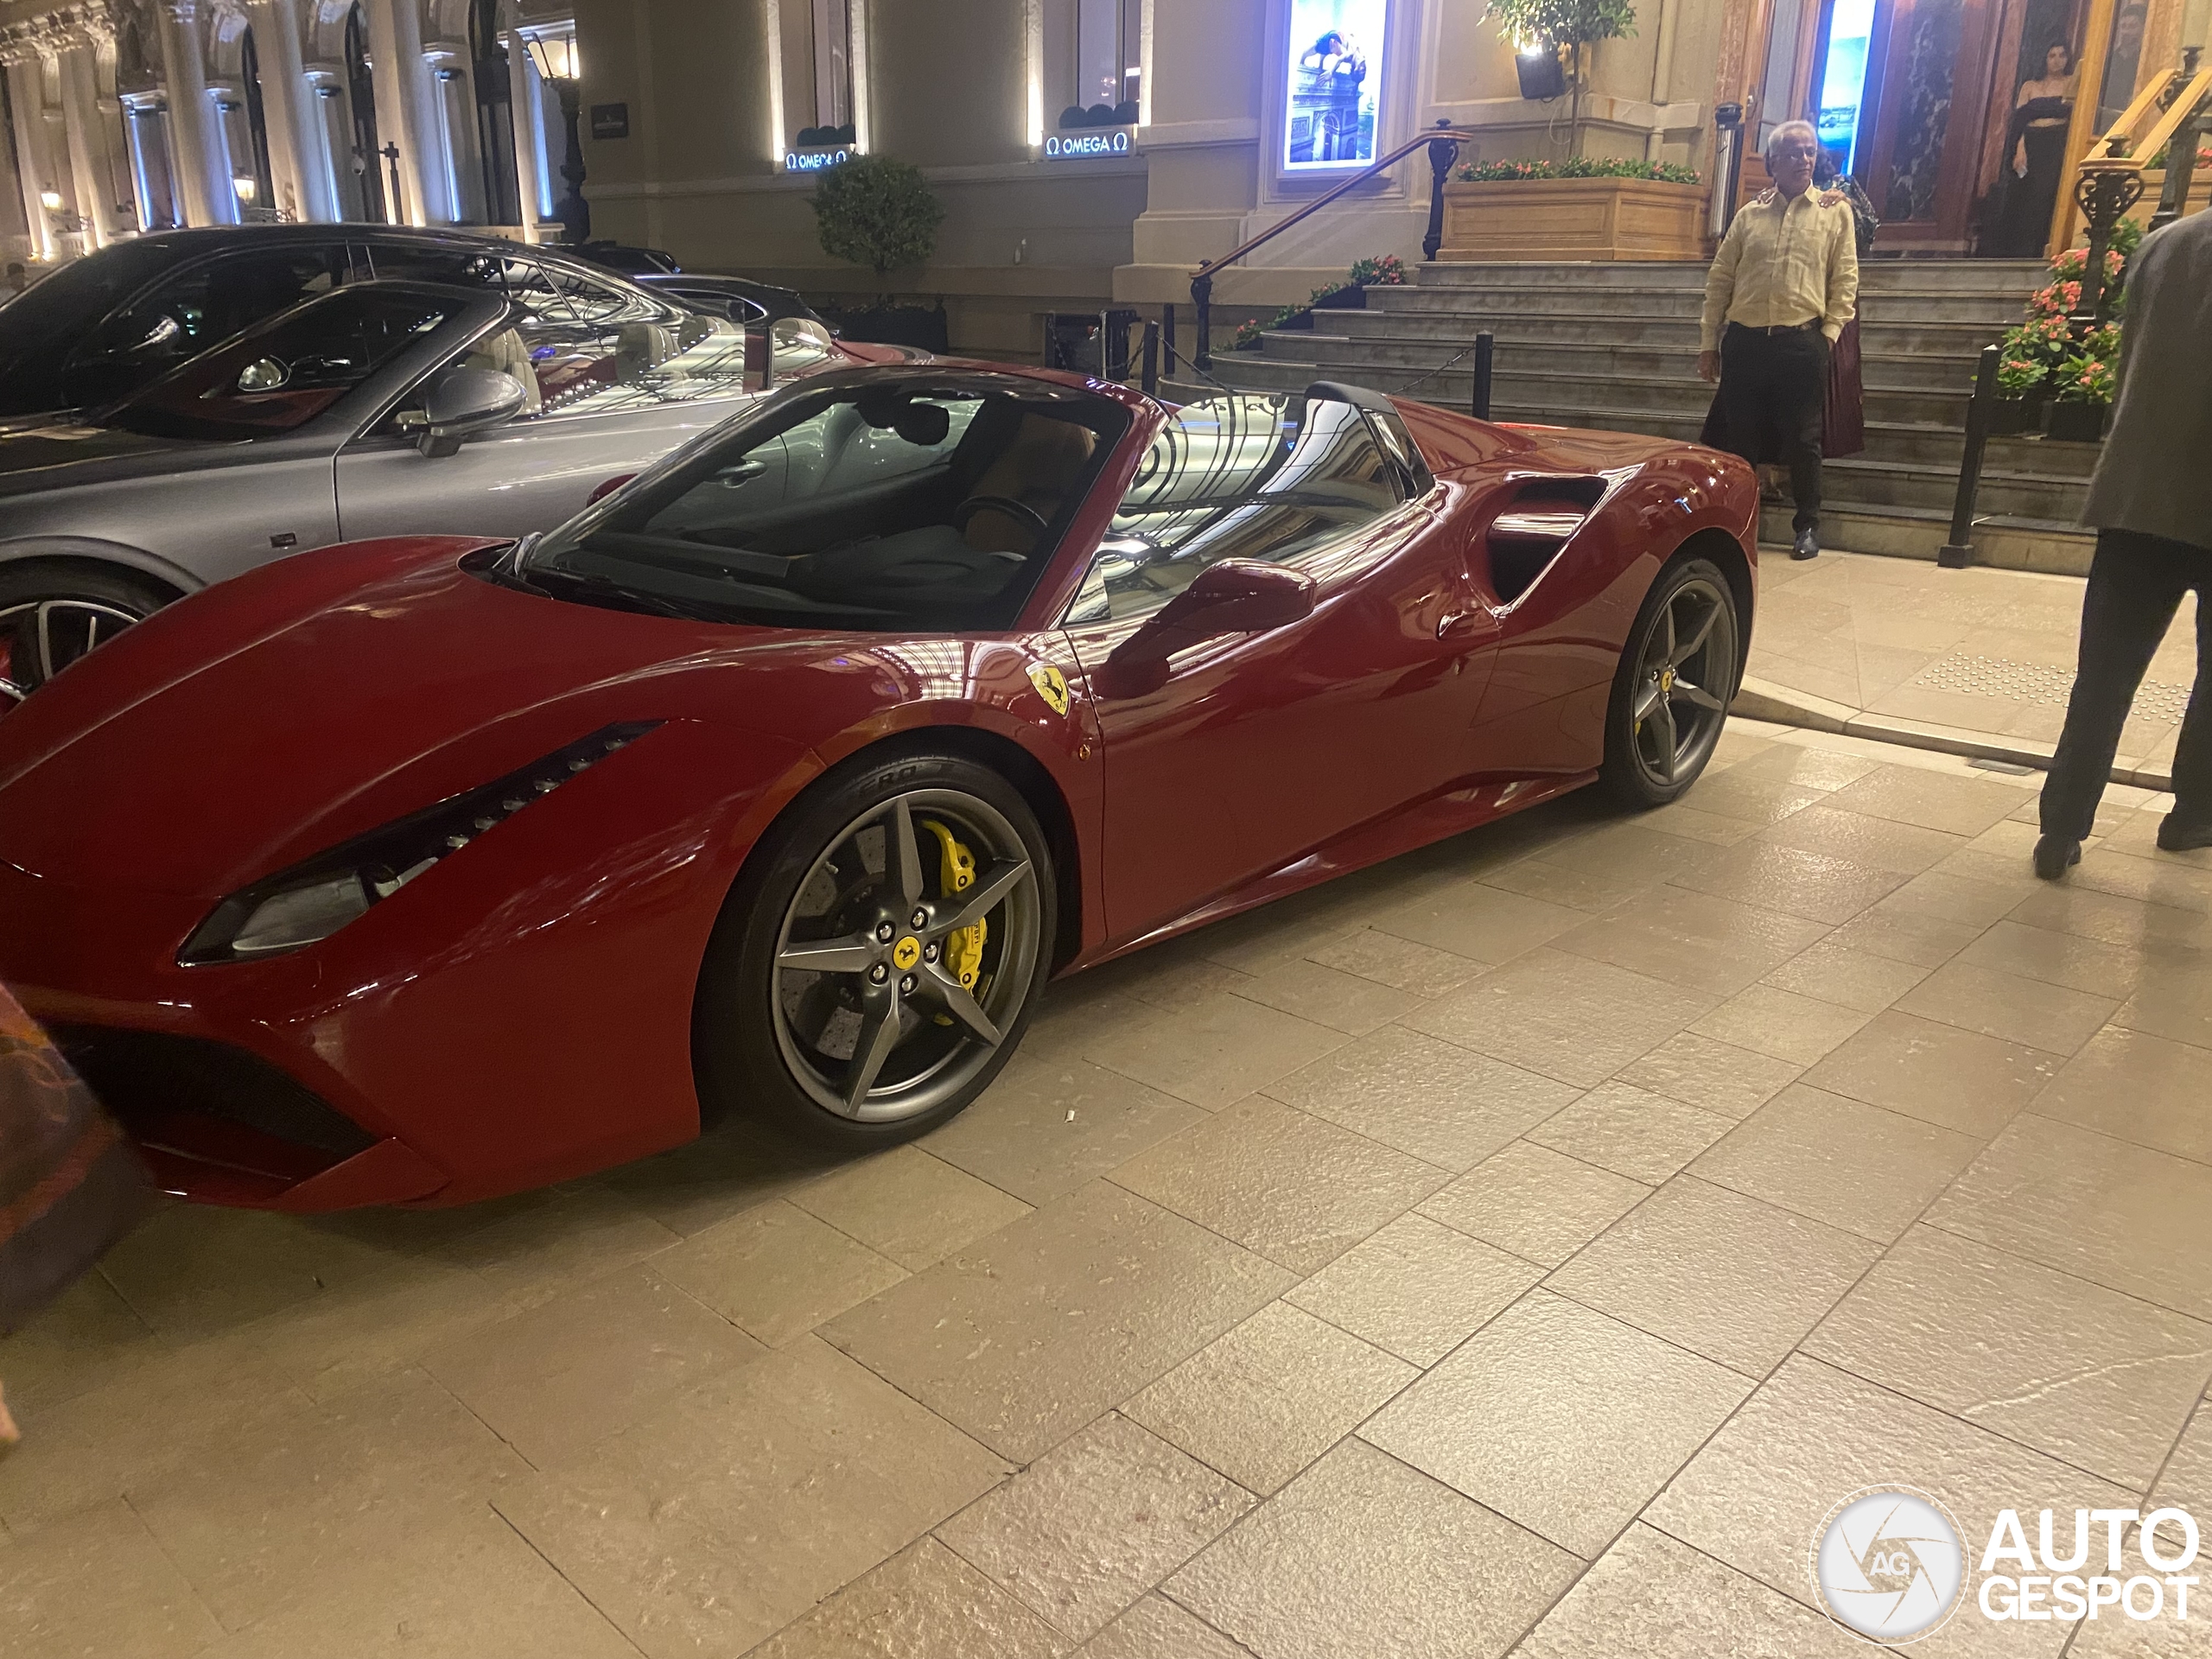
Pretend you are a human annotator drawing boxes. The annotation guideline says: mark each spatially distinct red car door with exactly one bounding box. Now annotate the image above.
[1061,392,1498,944]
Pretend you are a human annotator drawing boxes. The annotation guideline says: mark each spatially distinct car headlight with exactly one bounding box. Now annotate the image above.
[180,721,660,966]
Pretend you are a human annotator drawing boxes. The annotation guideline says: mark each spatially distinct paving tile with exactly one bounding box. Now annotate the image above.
[1689,1084,1982,1243]
[1878,867,2028,929]
[1227,959,1426,1036]
[93,1203,410,1342]
[1688,982,1875,1065]
[1633,798,1768,845]
[1073,1594,1256,1659]
[1759,804,1967,875]
[2113,953,2212,1051]
[2152,1400,2212,1516]
[1669,766,1827,826]
[790,1145,1031,1270]
[1402,948,1718,1088]
[1612,1032,1802,1121]
[2069,847,2212,915]
[433,1184,685,1305]
[925,1058,1206,1205]
[592,1123,845,1239]
[1550,887,1829,997]
[494,1337,1009,1659]
[1420,1142,1651,1269]
[0,1270,156,1416]
[820,1182,1292,1462]
[423,1264,766,1471]
[1367,879,1588,963]
[1761,939,1934,1012]
[130,1368,533,1630]
[1263,1025,1578,1171]
[1547,1175,1881,1376]
[1514,1522,1868,1659]
[2007,883,2212,952]
[1525,1081,1736,1184]
[1804,1225,2212,1490]
[1080,990,1345,1109]
[1896,959,2120,1056]
[1646,1355,2137,1657]
[1164,1438,1578,1659]
[219,1506,640,1659]
[1481,853,1673,913]
[936,1413,1251,1641]
[2033,1027,2212,1164]
[1303,927,1486,996]
[652,1198,906,1347]
[1957,918,2168,1000]
[1924,1116,2212,1319]
[1362,1291,1750,1558]
[1109,1097,1448,1274]
[0,1497,221,1659]
[1669,840,1906,925]
[1021,979,1162,1066]
[1123,1301,1415,1496]
[1826,765,2031,836]
[1286,1212,1541,1365]
[1823,903,1984,968]
[746,1537,1071,1659]
[1800,1008,2062,1137]
[1726,741,1880,791]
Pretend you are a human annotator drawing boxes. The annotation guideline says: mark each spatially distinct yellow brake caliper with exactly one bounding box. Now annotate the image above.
[921,820,988,1005]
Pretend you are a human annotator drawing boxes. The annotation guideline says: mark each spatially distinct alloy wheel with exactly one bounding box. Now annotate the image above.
[0,599,141,709]
[769,788,1043,1122]
[1630,575,1737,788]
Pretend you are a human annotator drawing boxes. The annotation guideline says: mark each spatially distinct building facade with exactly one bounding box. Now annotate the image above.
[6,0,2208,355]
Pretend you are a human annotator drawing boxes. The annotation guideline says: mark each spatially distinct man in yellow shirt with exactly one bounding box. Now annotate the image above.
[1698,120,1860,560]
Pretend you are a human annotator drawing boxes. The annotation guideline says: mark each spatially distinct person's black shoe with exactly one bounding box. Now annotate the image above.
[2156,816,2212,853]
[1791,525,1820,561]
[2032,834,2082,880]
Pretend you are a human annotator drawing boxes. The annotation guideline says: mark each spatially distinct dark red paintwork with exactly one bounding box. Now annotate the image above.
[0,368,1757,1210]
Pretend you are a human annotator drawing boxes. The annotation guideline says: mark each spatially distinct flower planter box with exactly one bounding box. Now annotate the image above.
[1988,397,2042,435]
[1439,176,1707,263]
[2045,401,2109,443]
[1312,285,1369,310]
[2139,168,2212,216]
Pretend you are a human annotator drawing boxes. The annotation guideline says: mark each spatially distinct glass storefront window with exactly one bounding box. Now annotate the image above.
[1816,0,1878,171]
[1284,0,1387,168]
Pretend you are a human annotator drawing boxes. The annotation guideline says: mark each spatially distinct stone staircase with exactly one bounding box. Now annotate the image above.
[1187,259,2097,573]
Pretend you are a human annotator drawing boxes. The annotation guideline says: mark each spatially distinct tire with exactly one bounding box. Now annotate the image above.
[694,747,1057,1147]
[0,561,174,709]
[1599,556,1741,809]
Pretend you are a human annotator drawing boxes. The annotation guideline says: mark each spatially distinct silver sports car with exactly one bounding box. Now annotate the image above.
[0,279,868,706]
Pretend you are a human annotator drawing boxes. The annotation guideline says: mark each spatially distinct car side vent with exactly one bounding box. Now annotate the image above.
[1485,477,1606,604]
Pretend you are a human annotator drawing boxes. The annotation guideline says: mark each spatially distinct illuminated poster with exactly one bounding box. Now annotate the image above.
[1285,0,1387,168]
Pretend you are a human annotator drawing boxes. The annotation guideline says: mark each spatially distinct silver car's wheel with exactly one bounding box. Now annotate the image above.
[0,598,143,708]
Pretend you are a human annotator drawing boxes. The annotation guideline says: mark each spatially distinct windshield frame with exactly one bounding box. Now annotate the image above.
[518,365,1136,633]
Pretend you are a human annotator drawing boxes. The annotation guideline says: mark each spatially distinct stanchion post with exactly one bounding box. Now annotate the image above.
[1192,273,1214,371]
[1141,319,1160,397]
[1471,331,1495,421]
[1939,344,2001,569]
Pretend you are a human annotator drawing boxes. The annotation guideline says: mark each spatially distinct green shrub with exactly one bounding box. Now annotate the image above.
[1457,156,1699,184]
[810,155,945,276]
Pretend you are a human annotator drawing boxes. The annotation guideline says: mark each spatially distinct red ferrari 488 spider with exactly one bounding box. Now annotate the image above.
[0,365,1756,1210]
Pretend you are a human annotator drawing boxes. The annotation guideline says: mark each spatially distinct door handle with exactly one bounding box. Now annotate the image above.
[1438,610,1491,639]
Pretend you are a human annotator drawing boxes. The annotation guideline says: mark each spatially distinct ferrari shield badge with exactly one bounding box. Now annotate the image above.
[1027,662,1071,716]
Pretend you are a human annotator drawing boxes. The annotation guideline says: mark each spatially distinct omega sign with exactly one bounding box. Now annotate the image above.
[785,146,856,173]
[1044,130,1132,158]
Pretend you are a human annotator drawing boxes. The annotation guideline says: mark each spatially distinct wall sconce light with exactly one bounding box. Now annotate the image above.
[1515,38,1567,101]
[522,30,579,84]
[39,187,63,212]
[233,175,258,203]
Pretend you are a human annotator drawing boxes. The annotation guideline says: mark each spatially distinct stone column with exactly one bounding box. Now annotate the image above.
[359,0,438,223]
[246,0,334,220]
[156,0,232,223]
[4,58,57,259]
[59,44,120,245]
[504,17,544,241]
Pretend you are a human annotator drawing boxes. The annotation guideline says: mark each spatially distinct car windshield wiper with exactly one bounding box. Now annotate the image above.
[524,564,728,623]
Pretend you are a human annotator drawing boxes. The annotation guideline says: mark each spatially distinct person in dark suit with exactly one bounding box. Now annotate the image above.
[2036,208,2212,876]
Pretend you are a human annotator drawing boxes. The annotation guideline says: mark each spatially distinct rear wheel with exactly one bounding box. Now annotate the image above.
[694,749,1054,1147]
[0,563,173,710]
[1600,556,1740,808]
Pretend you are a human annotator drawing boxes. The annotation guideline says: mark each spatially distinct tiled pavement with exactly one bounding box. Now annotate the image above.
[6,719,2212,1658]
[1749,549,2198,778]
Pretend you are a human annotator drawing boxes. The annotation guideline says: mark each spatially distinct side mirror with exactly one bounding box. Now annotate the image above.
[1092,559,1316,699]
[587,473,635,505]
[416,365,526,458]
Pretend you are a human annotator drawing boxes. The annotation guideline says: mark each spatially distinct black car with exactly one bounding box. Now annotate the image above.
[633,272,830,330]
[571,240,683,276]
[0,226,716,428]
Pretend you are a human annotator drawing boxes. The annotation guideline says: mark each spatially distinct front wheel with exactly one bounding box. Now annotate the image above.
[694,749,1055,1147]
[1600,556,1740,808]
[0,563,173,710]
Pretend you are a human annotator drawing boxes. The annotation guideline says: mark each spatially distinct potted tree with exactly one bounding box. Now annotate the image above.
[810,154,950,351]
[1484,0,1638,155]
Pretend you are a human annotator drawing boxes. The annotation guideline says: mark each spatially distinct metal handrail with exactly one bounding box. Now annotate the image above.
[2065,64,2212,327]
[1189,121,1480,368]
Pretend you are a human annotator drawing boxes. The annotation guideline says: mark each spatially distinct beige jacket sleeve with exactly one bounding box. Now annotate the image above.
[1822,210,1859,341]
[1700,209,1747,354]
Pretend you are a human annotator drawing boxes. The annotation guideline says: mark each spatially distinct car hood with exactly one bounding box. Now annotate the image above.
[0,538,878,898]
[0,421,231,494]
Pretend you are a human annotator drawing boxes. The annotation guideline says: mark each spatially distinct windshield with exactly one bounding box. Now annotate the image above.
[105,287,456,442]
[521,372,1128,630]
[0,239,181,415]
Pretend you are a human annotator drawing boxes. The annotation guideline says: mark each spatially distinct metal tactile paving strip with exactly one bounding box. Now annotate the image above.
[1910,653,2194,721]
